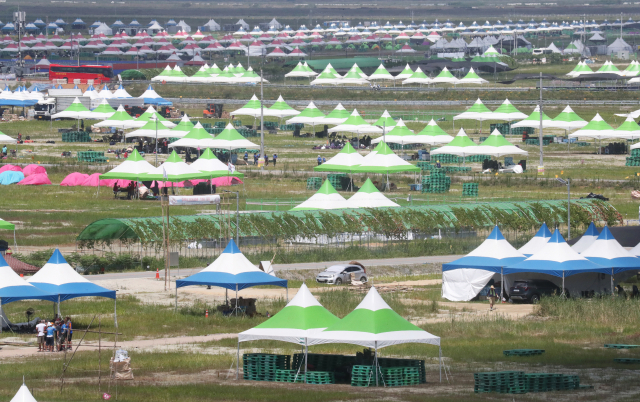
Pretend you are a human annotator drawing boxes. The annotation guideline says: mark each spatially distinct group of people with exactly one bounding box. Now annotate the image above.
[35,317,73,353]
[244,152,278,167]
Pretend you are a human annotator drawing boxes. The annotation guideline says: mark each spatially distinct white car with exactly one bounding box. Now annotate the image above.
[315,264,367,285]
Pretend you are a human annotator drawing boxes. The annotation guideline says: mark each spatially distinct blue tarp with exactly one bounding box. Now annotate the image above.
[0,171,24,185]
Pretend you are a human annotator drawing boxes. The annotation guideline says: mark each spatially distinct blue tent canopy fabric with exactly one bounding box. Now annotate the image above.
[505,231,609,277]
[0,254,57,304]
[581,226,640,274]
[27,249,116,301]
[176,240,287,291]
[443,226,526,273]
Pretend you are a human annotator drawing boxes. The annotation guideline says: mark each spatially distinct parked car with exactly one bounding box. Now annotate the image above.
[315,264,367,285]
[509,279,568,303]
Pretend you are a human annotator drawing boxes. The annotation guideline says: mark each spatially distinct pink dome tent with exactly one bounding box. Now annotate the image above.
[22,164,47,176]
[81,173,131,188]
[17,173,52,185]
[0,164,22,174]
[60,172,90,186]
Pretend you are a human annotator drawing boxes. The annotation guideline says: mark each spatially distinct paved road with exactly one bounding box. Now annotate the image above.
[92,254,461,281]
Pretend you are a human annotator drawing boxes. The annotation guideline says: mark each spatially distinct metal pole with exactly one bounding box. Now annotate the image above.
[439,346,442,383]
[155,117,158,167]
[611,268,614,296]
[567,179,571,240]
[260,68,264,169]
[235,191,239,244]
[538,72,544,173]
[236,341,240,380]
[374,341,378,387]
[304,337,308,384]
[235,284,238,316]
[562,271,565,297]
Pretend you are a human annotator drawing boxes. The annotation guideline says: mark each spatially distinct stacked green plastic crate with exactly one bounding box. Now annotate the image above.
[62,131,92,142]
[381,367,421,387]
[525,373,580,392]
[215,121,226,128]
[626,149,640,166]
[421,172,451,193]
[327,174,346,190]
[242,353,290,382]
[474,371,527,394]
[351,365,383,387]
[378,358,426,384]
[77,151,107,163]
[307,177,322,190]
[462,183,479,197]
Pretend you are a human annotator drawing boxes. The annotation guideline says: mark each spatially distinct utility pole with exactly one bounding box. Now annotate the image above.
[538,72,544,175]
[260,67,264,170]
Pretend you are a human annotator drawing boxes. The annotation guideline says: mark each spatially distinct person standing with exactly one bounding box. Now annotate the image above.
[243,151,249,164]
[54,320,63,351]
[65,317,73,350]
[45,322,55,352]
[253,153,259,165]
[317,155,322,165]
[488,285,498,311]
[272,153,277,167]
[36,320,46,352]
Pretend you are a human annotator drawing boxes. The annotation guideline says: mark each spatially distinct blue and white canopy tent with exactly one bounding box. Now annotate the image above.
[518,223,552,257]
[27,249,116,319]
[1,254,56,332]
[442,226,526,301]
[138,84,172,106]
[571,222,600,253]
[177,240,288,313]
[505,231,608,296]
[581,225,640,294]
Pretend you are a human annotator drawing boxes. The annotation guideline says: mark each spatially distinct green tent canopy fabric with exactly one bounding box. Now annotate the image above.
[285,101,326,126]
[473,129,528,156]
[0,217,15,230]
[313,142,365,173]
[88,98,117,119]
[141,150,210,182]
[190,148,244,178]
[50,97,91,119]
[373,110,397,128]
[550,106,587,130]
[323,103,351,125]
[491,99,528,122]
[168,122,215,148]
[238,283,339,343]
[232,95,266,118]
[613,116,640,139]
[568,113,616,139]
[208,123,260,150]
[371,118,413,144]
[291,180,350,210]
[328,109,383,135]
[100,149,156,180]
[347,178,399,208]
[267,95,300,118]
[410,119,454,145]
[94,105,135,128]
[510,105,555,128]
[308,286,440,348]
[352,141,420,173]
[454,98,493,121]
[431,128,478,157]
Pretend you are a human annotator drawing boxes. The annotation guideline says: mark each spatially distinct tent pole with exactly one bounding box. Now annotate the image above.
[562,271,565,297]
[57,295,61,318]
[375,341,378,387]
[611,268,614,296]
[286,286,289,302]
[304,337,308,384]
[174,287,178,313]
[114,295,118,329]
[439,345,442,383]
[235,284,238,316]
[13,229,17,252]
[500,267,504,303]
[236,341,240,380]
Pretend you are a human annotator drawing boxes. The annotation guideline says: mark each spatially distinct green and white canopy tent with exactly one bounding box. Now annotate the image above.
[310,70,339,85]
[596,60,622,75]
[187,65,215,83]
[313,142,364,173]
[351,64,369,79]
[510,105,555,128]
[453,98,493,133]
[353,141,420,174]
[410,119,454,146]
[549,106,587,130]
[395,63,414,80]
[238,283,338,343]
[336,66,370,85]
[615,116,640,140]
[472,129,528,156]
[0,217,17,251]
[237,283,340,381]
[401,67,431,86]
[285,101,325,131]
[168,122,216,148]
[373,110,396,129]
[431,67,458,84]
[266,95,300,118]
[125,118,175,139]
[232,95,265,117]
[483,45,500,57]
[566,61,594,77]
[328,109,383,136]
[302,62,316,76]
[491,99,528,122]
[621,60,640,77]
[208,123,260,150]
[190,148,244,178]
[371,118,413,144]
[205,63,223,76]
[347,178,399,208]
[368,64,395,81]
[285,62,315,78]
[100,149,155,180]
[0,131,16,143]
[236,68,269,84]
[169,114,195,137]
[431,128,478,161]
[322,103,351,125]
[93,105,135,129]
[457,67,488,85]
[291,180,351,210]
[122,106,176,129]
[568,113,616,140]
[50,97,92,120]
[87,98,117,120]
[151,65,173,82]
[308,286,442,384]
[142,150,210,182]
